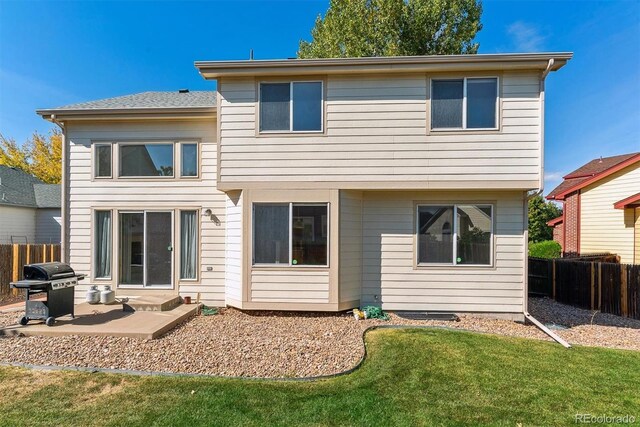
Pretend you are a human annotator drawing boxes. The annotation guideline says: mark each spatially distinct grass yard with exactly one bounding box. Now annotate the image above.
[1,328,639,426]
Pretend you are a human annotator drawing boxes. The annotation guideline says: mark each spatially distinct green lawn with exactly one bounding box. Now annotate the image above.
[1,328,639,426]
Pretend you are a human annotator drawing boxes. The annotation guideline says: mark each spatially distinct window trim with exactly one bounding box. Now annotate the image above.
[415,203,494,267]
[430,77,500,131]
[117,141,176,179]
[93,143,113,179]
[252,202,329,267]
[258,80,324,134]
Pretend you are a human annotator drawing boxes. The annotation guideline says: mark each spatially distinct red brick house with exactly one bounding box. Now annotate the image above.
[546,152,640,263]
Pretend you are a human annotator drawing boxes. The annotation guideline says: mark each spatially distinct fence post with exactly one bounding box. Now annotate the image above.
[42,244,47,263]
[590,262,595,310]
[11,244,19,296]
[26,244,31,264]
[621,264,628,317]
[50,244,54,261]
[552,259,556,300]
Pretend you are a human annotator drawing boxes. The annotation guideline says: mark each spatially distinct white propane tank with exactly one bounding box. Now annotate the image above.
[100,285,115,305]
[86,285,100,304]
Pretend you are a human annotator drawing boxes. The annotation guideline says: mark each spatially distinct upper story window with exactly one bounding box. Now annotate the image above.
[431,77,498,130]
[93,141,198,179]
[120,143,174,177]
[95,144,112,178]
[259,81,323,133]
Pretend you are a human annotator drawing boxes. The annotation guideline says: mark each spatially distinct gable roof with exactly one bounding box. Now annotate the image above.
[0,166,60,208]
[547,152,640,201]
[614,192,640,210]
[37,91,216,121]
[546,216,564,226]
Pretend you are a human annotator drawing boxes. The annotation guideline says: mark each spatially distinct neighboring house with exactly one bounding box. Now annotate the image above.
[0,165,61,244]
[547,153,640,264]
[37,52,572,320]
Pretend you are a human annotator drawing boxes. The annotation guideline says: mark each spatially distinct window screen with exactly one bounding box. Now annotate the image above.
[181,143,198,177]
[456,205,492,265]
[260,83,290,131]
[292,82,322,131]
[292,204,327,265]
[467,78,497,129]
[431,80,463,129]
[95,145,112,177]
[253,204,290,264]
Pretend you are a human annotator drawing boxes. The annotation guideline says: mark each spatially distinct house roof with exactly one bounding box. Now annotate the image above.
[33,184,62,208]
[614,192,640,210]
[546,216,564,226]
[547,152,640,201]
[37,91,216,121]
[0,166,60,208]
[196,52,572,79]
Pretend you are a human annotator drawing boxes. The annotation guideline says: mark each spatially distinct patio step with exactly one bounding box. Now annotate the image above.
[123,295,182,312]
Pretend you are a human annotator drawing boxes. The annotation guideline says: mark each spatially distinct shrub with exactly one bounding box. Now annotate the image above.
[528,240,561,259]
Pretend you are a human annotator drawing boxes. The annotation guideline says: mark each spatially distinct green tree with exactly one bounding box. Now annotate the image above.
[298,0,482,58]
[528,194,562,243]
[0,129,62,184]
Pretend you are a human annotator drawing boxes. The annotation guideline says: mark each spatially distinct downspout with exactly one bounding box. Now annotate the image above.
[521,60,571,348]
[48,114,68,264]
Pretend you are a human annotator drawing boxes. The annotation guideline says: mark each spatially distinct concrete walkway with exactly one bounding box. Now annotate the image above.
[0,302,199,339]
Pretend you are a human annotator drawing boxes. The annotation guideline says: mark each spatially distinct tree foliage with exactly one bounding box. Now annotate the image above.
[528,194,562,243]
[528,240,562,259]
[0,129,62,184]
[298,0,483,58]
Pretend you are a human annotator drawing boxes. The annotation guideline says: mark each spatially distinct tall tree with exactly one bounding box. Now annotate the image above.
[0,129,62,184]
[298,0,482,58]
[528,194,562,243]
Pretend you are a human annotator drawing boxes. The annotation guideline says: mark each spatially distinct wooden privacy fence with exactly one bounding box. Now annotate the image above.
[529,257,640,320]
[0,244,61,296]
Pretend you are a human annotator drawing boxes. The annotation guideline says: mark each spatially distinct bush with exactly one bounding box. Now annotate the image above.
[528,240,561,259]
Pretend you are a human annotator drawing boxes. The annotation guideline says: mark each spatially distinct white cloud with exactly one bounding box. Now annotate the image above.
[506,21,546,52]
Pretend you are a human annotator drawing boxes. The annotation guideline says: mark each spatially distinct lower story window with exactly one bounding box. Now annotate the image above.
[95,211,112,278]
[253,203,328,266]
[180,210,198,280]
[417,204,492,265]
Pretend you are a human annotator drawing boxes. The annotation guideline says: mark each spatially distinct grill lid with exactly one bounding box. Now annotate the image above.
[23,262,76,281]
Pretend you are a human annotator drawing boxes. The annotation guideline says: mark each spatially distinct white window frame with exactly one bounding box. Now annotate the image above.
[416,204,494,267]
[430,77,499,131]
[92,209,113,280]
[118,141,176,179]
[94,143,113,179]
[259,81,324,134]
[252,202,329,267]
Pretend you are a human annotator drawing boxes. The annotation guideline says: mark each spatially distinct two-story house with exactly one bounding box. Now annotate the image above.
[37,53,571,320]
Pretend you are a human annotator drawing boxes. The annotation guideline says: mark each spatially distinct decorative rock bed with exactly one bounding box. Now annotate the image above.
[0,298,638,378]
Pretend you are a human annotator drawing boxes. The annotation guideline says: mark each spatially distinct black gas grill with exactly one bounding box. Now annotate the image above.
[10,262,85,326]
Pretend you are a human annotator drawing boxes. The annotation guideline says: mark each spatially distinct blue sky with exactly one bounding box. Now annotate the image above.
[0,0,638,194]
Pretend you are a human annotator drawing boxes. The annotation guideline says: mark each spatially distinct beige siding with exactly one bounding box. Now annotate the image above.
[225,190,243,303]
[0,205,36,244]
[35,208,61,243]
[339,190,362,303]
[218,72,541,189]
[580,163,640,263]
[250,269,330,303]
[65,119,226,305]
[361,190,526,313]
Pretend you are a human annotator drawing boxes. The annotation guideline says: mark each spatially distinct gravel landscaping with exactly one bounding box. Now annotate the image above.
[0,297,638,378]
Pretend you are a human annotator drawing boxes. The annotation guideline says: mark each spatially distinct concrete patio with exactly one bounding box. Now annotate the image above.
[0,297,199,339]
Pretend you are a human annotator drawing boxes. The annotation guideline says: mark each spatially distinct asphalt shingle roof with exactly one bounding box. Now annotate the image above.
[46,91,216,111]
[0,166,60,208]
[547,152,640,199]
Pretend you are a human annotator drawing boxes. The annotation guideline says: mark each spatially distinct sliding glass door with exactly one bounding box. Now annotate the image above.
[119,211,173,288]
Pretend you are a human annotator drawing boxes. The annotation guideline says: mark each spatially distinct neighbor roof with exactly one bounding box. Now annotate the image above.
[37,91,216,120]
[196,52,573,78]
[547,152,640,201]
[0,166,60,208]
[613,192,640,210]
